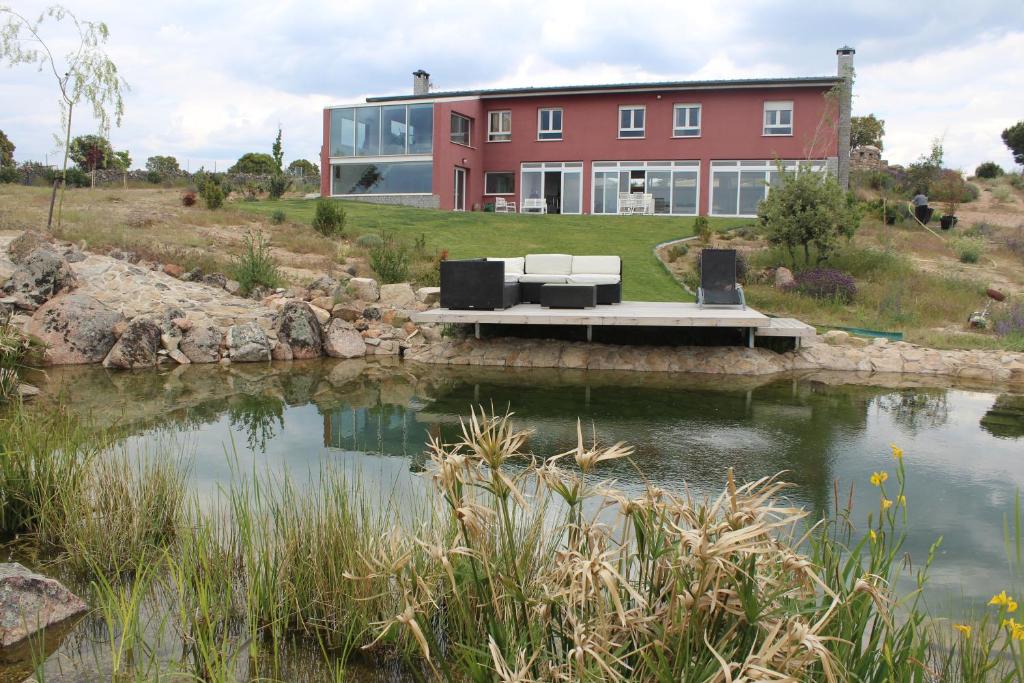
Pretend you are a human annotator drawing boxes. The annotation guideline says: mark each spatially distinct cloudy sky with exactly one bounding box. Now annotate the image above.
[2,0,1022,172]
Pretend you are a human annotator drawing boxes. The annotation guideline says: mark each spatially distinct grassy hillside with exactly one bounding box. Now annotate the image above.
[240,199,749,301]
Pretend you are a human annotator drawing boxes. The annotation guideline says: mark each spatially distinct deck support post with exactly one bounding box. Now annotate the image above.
[586,325,592,342]
[747,327,755,349]
[474,322,481,340]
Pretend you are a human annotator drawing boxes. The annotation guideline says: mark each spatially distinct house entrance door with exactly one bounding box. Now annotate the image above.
[454,167,467,211]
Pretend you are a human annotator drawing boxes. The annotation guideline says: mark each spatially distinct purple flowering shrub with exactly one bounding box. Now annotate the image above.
[993,304,1024,338]
[785,268,857,304]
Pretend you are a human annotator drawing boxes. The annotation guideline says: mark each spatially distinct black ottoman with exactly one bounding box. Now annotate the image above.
[540,284,597,309]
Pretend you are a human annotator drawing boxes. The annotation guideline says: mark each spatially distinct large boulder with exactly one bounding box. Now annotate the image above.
[103,317,163,369]
[349,277,380,302]
[226,322,271,362]
[26,294,125,365]
[323,319,367,359]
[0,563,87,649]
[7,231,51,265]
[3,248,78,305]
[379,282,416,308]
[416,287,441,306]
[179,324,222,363]
[274,301,324,360]
[774,267,795,289]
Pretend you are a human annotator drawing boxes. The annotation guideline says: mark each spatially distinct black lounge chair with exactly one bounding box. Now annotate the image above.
[440,259,520,310]
[697,249,745,309]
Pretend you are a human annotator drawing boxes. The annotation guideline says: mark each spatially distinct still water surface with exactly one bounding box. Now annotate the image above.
[38,358,1024,608]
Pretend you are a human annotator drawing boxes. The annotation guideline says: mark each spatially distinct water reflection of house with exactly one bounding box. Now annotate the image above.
[323,404,439,457]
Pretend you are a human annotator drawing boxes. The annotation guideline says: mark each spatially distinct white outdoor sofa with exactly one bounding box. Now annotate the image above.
[487,254,622,305]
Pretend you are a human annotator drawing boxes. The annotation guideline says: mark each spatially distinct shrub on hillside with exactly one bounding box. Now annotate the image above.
[694,215,713,243]
[975,161,1004,179]
[201,181,225,210]
[270,209,286,225]
[369,231,409,284]
[181,191,197,207]
[0,166,17,184]
[992,186,1013,203]
[666,243,688,262]
[993,303,1024,339]
[785,267,856,303]
[311,199,345,238]
[1009,173,1024,190]
[232,230,281,295]
[852,168,893,191]
[45,167,89,188]
[355,233,383,249]
[267,174,291,200]
[950,235,984,264]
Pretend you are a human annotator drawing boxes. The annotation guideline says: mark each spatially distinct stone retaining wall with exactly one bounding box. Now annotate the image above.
[329,194,441,209]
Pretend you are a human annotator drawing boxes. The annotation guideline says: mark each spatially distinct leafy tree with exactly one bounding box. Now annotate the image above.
[1003,121,1024,167]
[145,155,180,176]
[69,134,112,187]
[851,114,885,150]
[229,152,277,175]
[974,161,1004,179]
[0,5,128,228]
[271,128,283,172]
[757,165,861,266]
[287,159,319,177]
[0,129,13,168]
[111,149,130,171]
[904,138,944,195]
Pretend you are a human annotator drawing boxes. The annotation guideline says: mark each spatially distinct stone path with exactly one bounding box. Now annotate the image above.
[0,235,275,332]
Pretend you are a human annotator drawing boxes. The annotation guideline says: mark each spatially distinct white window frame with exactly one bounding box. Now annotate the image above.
[487,110,511,143]
[672,104,701,138]
[763,101,793,136]
[589,160,700,216]
[618,105,645,139]
[450,112,472,147]
[519,161,584,215]
[708,159,825,217]
[484,171,515,195]
[537,107,563,141]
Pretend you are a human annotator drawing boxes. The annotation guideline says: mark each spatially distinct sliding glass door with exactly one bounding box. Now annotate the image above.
[591,161,699,215]
[520,162,583,214]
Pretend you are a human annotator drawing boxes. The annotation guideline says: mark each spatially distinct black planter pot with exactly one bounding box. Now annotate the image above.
[885,215,897,225]
[940,215,958,230]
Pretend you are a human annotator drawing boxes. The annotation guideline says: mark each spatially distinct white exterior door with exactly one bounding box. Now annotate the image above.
[453,167,467,211]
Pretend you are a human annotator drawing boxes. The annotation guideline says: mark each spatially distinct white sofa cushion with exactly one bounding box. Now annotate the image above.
[568,274,620,285]
[488,257,524,274]
[571,255,620,275]
[518,273,569,284]
[525,253,573,275]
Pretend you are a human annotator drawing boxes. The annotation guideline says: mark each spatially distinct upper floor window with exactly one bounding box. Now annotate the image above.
[329,104,433,157]
[619,105,645,138]
[763,101,793,136]
[538,108,563,140]
[488,111,511,142]
[673,104,701,137]
[451,113,472,146]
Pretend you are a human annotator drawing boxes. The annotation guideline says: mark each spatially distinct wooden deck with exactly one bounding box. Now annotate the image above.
[413,302,816,347]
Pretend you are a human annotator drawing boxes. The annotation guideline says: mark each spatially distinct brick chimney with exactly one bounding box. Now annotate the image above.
[413,69,431,96]
[836,46,855,190]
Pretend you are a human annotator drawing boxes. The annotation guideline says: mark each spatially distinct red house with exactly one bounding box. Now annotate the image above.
[321,48,854,218]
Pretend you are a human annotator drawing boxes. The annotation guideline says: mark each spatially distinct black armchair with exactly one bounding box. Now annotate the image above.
[440,259,520,310]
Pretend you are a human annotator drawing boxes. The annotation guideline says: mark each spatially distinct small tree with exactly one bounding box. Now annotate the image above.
[267,128,291,199]
[0,5,128,228]
[229,152,277,175]
[0,129,13,168]
[145,155,180,177]
[271,128,283,172]
[287,159,319,177]
[851,114,885,150]
[69,133,112,186]
[903,138,944,195]
[757,166,861,266]
[1002,121,1024,167]
[975,162,1004,179]
[932,170,966,217]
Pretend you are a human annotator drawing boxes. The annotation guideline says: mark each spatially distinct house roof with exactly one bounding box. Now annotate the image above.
[365,76,841,103]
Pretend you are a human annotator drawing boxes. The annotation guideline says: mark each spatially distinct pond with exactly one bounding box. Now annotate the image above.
[32,357,1024,612]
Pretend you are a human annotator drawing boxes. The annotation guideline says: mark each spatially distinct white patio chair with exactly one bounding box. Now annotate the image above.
[522,198,547,214]
[618,192,635,215]
[494,197,511,213]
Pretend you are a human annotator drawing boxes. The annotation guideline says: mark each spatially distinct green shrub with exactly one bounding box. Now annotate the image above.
[355,233,383,249]
[369,231,409,283]
[950,235,984,264]
[46,167,89,188]
[201,181,225,210]
[269,209,286,225]
[992,186,1012,203]
[975,161,1004,179]
[694,215,713,243]
[1009,173,1024,190]
[232,230,282,295]
[311,199,346,238]
[267,174,291,200]
[666,243,688,262]
[961,181,980,203]
[0,166,17,184]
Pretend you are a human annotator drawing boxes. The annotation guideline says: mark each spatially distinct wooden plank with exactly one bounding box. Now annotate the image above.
[412,302,771,328]
[754,318,817,338]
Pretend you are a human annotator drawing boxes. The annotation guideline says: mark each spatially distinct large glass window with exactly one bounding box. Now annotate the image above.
[593,171,618,214]
[381,106,408,155]
[763,101,793,136]
[329,104,432,157]
[450,113,471,146]
[647,171,672,214]
[330,108,355,157]
[712,167,739,215]
[331,161,432,195]
[591,161,699,215]
[710,160,824,216]
[672,170,698,215]
[538,108,563,140]
[355,107,381,156]
[562,170,581,214]
[520,162,583,215]
[407,104,433,154]
[484,172,514,195]
[618,106,645,138]
[487,111,511,142]
[673,104,701,137]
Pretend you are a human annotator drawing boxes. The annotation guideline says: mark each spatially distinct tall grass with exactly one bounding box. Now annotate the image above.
[0,322,43,402]
[232,229,282,295]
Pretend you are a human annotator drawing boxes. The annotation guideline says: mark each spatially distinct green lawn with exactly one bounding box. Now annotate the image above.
[240,199,749,301]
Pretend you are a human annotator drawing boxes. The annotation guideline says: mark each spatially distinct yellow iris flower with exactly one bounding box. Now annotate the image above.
[953,624,971,638]
[870,471,889,487]
[991,591,1019,613]
[881,498,893,510]
[890,444,903,460]
[869,530,877,542]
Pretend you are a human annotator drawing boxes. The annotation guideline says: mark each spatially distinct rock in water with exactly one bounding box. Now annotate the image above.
[323,319,367,358]
[0,563,87,649]
[226,322,271,362]
[3,248,78,305]
[102,318,163,369]
[274,301,324,359]
[179,324,222,363]
[26,294,126,365]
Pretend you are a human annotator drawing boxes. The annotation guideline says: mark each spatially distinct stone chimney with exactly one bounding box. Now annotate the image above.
[413,69,431,96]
[836,46,855,190]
